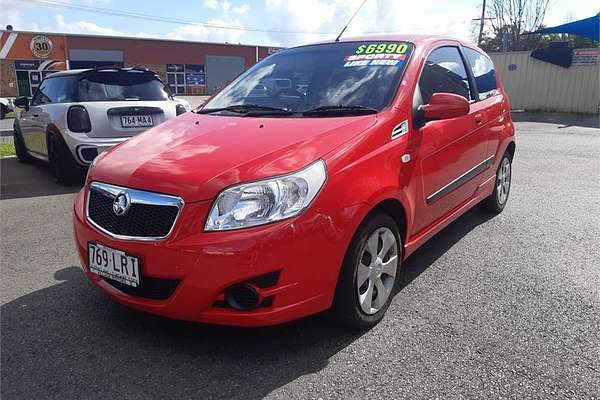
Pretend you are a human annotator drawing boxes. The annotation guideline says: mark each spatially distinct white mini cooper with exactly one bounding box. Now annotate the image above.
[13,67,190,184]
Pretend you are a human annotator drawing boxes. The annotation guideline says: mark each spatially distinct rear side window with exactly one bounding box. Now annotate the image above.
[464,48,498,100]
[78,71,169,102]
[32,76,77,105]
[419,46,471,104]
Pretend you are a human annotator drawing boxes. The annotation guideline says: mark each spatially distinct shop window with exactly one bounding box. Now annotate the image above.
[167,64,186,94]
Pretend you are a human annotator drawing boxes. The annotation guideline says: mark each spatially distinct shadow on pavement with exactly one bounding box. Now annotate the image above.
[400,207,495,290]
[0,206,495,399]
[0,157,81,200]
[510,111,599,129]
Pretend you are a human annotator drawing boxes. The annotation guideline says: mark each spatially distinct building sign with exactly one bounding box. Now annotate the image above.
[268,47,283,54]
[166,64,184,73]
[573,48,599,66]
[185,64,205,86]
[30,35,53,58]
[15,60,41,70]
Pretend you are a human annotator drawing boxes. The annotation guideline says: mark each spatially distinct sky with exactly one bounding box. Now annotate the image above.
[1,0,598,47]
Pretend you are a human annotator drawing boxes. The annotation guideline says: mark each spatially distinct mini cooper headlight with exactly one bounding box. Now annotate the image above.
[205,160,327,231]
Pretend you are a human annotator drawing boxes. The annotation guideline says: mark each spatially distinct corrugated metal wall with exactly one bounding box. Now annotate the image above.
[489,51,599,114]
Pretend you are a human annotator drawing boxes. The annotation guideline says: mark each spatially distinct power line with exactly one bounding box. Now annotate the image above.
[24,0,336,35]
[22,0,480,38]
[23,0,338,35]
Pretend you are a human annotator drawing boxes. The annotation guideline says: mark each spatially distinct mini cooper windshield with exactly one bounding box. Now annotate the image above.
[202,41,414,116]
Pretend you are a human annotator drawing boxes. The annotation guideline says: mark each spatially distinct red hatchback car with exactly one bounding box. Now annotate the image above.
[73,35,515,329]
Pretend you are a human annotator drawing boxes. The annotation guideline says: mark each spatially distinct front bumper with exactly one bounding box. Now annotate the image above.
[73,187,362,327]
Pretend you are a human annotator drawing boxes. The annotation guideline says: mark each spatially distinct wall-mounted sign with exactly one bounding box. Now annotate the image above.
[30,35,53,58]
[268,47,283,54]
[15,60,41,70]
[185,64,205,86]
[573,48,599,66]
[166,64,184,73]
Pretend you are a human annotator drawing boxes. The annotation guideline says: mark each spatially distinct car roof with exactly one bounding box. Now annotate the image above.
[45,67,158,78]
[298,34,482,51]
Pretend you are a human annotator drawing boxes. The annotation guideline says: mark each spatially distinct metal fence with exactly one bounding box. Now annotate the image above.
[489,51,599,114]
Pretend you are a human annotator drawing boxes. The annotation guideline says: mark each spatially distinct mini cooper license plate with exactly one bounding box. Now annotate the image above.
[88,242,140,287]
[120,115,153,128]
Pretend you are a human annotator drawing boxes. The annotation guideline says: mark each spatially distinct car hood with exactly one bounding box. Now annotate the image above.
[91,112,377,202]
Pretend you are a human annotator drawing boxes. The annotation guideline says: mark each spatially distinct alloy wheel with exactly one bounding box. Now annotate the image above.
[496,157,511,205]
[356,227,398,315]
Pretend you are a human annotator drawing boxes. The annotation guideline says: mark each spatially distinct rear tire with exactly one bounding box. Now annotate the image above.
[47,132,80,185]
[480,151,512,214]
[330,213,401,330]
[13,125,31,163]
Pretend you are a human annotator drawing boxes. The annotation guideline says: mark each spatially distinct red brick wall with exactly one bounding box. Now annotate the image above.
[0,60,18,97]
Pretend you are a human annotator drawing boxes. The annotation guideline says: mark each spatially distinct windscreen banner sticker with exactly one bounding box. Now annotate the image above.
[355,43,409,55]
[343,53,406,68]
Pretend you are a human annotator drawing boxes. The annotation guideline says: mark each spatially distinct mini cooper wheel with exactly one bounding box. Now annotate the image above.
[13,125,31,163]
[481,151,512,214]
[331,213,401,330]
[47,133,80,185]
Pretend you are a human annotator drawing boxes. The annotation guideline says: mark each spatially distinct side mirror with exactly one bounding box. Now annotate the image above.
[14,96,29,110]
[421,93,469,121]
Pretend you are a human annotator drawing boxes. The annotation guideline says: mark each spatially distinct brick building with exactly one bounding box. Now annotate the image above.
[0,30,281,98]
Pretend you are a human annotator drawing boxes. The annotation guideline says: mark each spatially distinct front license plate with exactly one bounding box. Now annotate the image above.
[88,242,141,287]
[120,115,153,128]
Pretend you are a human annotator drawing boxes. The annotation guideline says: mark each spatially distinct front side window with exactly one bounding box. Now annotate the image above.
[31,81,48,105]
[77,71,169,102]
[419,46,471,104]
[464,48,498,100]
[204,41,414,115]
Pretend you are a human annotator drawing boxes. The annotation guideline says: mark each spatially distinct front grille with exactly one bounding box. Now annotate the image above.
[87,182,183,240]
[102,276,180,300]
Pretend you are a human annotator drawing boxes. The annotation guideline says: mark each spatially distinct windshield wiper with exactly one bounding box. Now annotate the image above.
[302,105,378,116]
[196,104,293,115]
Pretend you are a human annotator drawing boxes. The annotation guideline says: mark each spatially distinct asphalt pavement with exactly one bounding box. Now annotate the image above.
[1,116,599,399]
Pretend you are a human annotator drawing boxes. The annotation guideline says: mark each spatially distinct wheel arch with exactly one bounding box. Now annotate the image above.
[363,198,408,249]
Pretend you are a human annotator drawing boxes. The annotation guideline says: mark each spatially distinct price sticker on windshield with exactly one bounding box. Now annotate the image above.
[355,43,409,55]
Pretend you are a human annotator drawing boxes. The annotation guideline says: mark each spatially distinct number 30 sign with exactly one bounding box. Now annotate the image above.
[30,35,53,59]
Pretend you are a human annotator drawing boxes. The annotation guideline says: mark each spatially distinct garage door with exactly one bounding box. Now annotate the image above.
[206,56,245,94]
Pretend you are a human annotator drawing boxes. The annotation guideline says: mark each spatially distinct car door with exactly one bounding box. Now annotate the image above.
[412,46,489,233]
[24,80,49,156]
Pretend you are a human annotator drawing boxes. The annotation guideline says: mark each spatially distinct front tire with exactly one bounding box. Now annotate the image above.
[480,151,512,214]
[330,213,401,330]
[47,132,80,185]
[13,125,31,163]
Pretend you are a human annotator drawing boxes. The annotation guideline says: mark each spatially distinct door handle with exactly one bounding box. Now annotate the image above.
[474,114,483,124]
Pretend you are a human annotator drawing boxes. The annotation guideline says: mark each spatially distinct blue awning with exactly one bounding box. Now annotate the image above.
[531,15,599,41]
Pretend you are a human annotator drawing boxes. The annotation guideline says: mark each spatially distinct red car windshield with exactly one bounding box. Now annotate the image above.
[204,41,414,115]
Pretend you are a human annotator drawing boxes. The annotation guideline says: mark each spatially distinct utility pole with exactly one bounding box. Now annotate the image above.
[477,0,487,46]
[473,0,494,46]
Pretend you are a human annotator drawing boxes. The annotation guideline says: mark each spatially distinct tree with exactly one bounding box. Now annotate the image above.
[486,0,551,51]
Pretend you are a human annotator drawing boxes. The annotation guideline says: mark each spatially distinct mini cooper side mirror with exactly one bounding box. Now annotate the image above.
[420,92,470,122]
[14,96,29,110]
